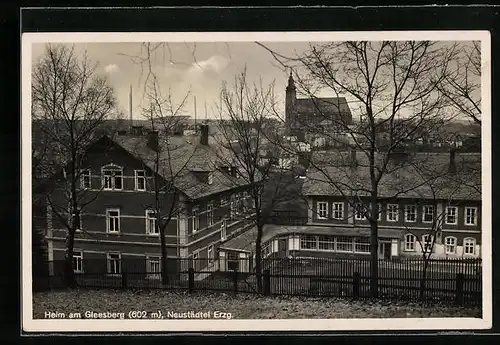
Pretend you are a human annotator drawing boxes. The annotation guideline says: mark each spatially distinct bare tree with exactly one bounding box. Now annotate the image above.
[258,40,458,297]
[214,69,298,293]
[32,44,117,287]
[437,42,481,125]
[137,76,193,286]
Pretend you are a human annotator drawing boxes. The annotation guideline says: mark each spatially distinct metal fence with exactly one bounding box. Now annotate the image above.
[34,257,482,306]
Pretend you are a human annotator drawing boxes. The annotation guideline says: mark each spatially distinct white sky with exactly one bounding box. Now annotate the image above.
[31,40,480,123]
[31,42,314,121]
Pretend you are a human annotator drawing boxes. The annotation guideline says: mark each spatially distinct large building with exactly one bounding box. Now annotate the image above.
[285,72,353,141]
[239,150,482,260]
[44,124,257,276]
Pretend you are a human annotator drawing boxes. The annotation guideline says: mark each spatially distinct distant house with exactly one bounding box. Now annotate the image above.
[43,124,258,276]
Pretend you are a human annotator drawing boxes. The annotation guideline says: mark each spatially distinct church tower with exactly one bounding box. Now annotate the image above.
[285,70,297,132]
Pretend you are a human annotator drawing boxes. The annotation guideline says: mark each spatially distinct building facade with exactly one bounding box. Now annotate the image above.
[44,125,257,277]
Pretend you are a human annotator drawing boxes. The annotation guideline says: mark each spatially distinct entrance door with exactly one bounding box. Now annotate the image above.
[278,238,288,257]
[378,241,392,260]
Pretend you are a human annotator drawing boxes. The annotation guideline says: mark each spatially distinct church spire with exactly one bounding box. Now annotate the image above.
[287,69,296,91]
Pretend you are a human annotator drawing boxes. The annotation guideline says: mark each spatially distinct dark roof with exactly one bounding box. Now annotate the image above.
[296,97,352,116]
[110,134,253,200]
[303,151,481,201]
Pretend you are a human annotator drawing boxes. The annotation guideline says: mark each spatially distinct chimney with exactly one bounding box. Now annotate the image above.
[350,149,358,167]
[147,131,159,152]
[200,124,209,146]
[449,149,457,174]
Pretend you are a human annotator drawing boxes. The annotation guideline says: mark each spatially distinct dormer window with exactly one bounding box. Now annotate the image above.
[102,164,123,190]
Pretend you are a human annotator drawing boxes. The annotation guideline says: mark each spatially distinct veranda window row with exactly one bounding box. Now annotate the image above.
[300,235,371,254]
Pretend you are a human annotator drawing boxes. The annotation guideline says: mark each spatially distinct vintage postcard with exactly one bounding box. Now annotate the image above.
[22,31,492,332]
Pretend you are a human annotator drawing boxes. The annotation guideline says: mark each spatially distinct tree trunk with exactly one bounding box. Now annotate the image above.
[255,223,263,293]
[370,199,379,298]
[420,257,429,300]
[160,222,169,286]
[64,228,76,288]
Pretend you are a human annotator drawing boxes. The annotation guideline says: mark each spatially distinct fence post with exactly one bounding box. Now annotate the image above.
[188,267,194,293]
[353,272,360,299]
[455,273,465,305]
[263,270,271,296]
[232,269,238,296]
[121,272,127,289]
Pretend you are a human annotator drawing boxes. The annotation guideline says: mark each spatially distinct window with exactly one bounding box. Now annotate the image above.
[422,235,434,253]
[135,170,146,191]
[318,236,335,251]
[300,235,317,250]
[262,242,272,257]
[206,203,214,226]
[404,234,416,251]
[332,202,344,220]
[405,205,417,222]
[147,256,161,279]
[354,237,371,253]
[102,166,123,190]
[72,251,83,273]
[445,206,458,225]
[376,203,382,221]
[207,173,213,185]
[71,207,82,232]
[146,210,158,235]
[192,251,200,271]
[336,236,354,252]
[80,170,91,189]
[317,201,328,219]
[354,203,365,220]
[106,209,120,233]
[207,245,214,264]
[465,207,478,226]
[445,236,457,254]
[423,205,434,223]
[387,204,399,222]
[220,219,227,241]
[107,253,121,274]
[464,237,476,255]
[230,197,237,218]
[192,207,200,233]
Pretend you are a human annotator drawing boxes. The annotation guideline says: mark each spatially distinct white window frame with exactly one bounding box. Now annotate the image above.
[106,208,120,233]
[354,203,365,220]
[465,207,478,226]
[422,205,434,223]
[376,203,382,221]
[336,236,354,253]
[134,170,146,191]
[422,234,434,253]
[387,204,399,222]
[145,210,158,236]
[146,256,161,279]
[207,203,214,227]
[445,206,458,225]
[220,219,227,241]
[404,204,417,223]
[102,165,123,191]
[444,236,457,254]
[404,234,416,252]
[80,169,91,189]
[72,250,83,273]
[207,245,214,264]
[332,202,344,220]
[192,207,200,233]
[317,201,328,220]
[300,235,318,250]
[107,252,121,274]
[463,237,476,255]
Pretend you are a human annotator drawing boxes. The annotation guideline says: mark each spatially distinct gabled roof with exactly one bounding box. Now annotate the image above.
[295,97,352,116]
[109,134,253,200]
[302,151,481,201]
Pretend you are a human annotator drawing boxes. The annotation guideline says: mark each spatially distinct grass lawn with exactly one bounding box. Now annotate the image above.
[33,289,481,320]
